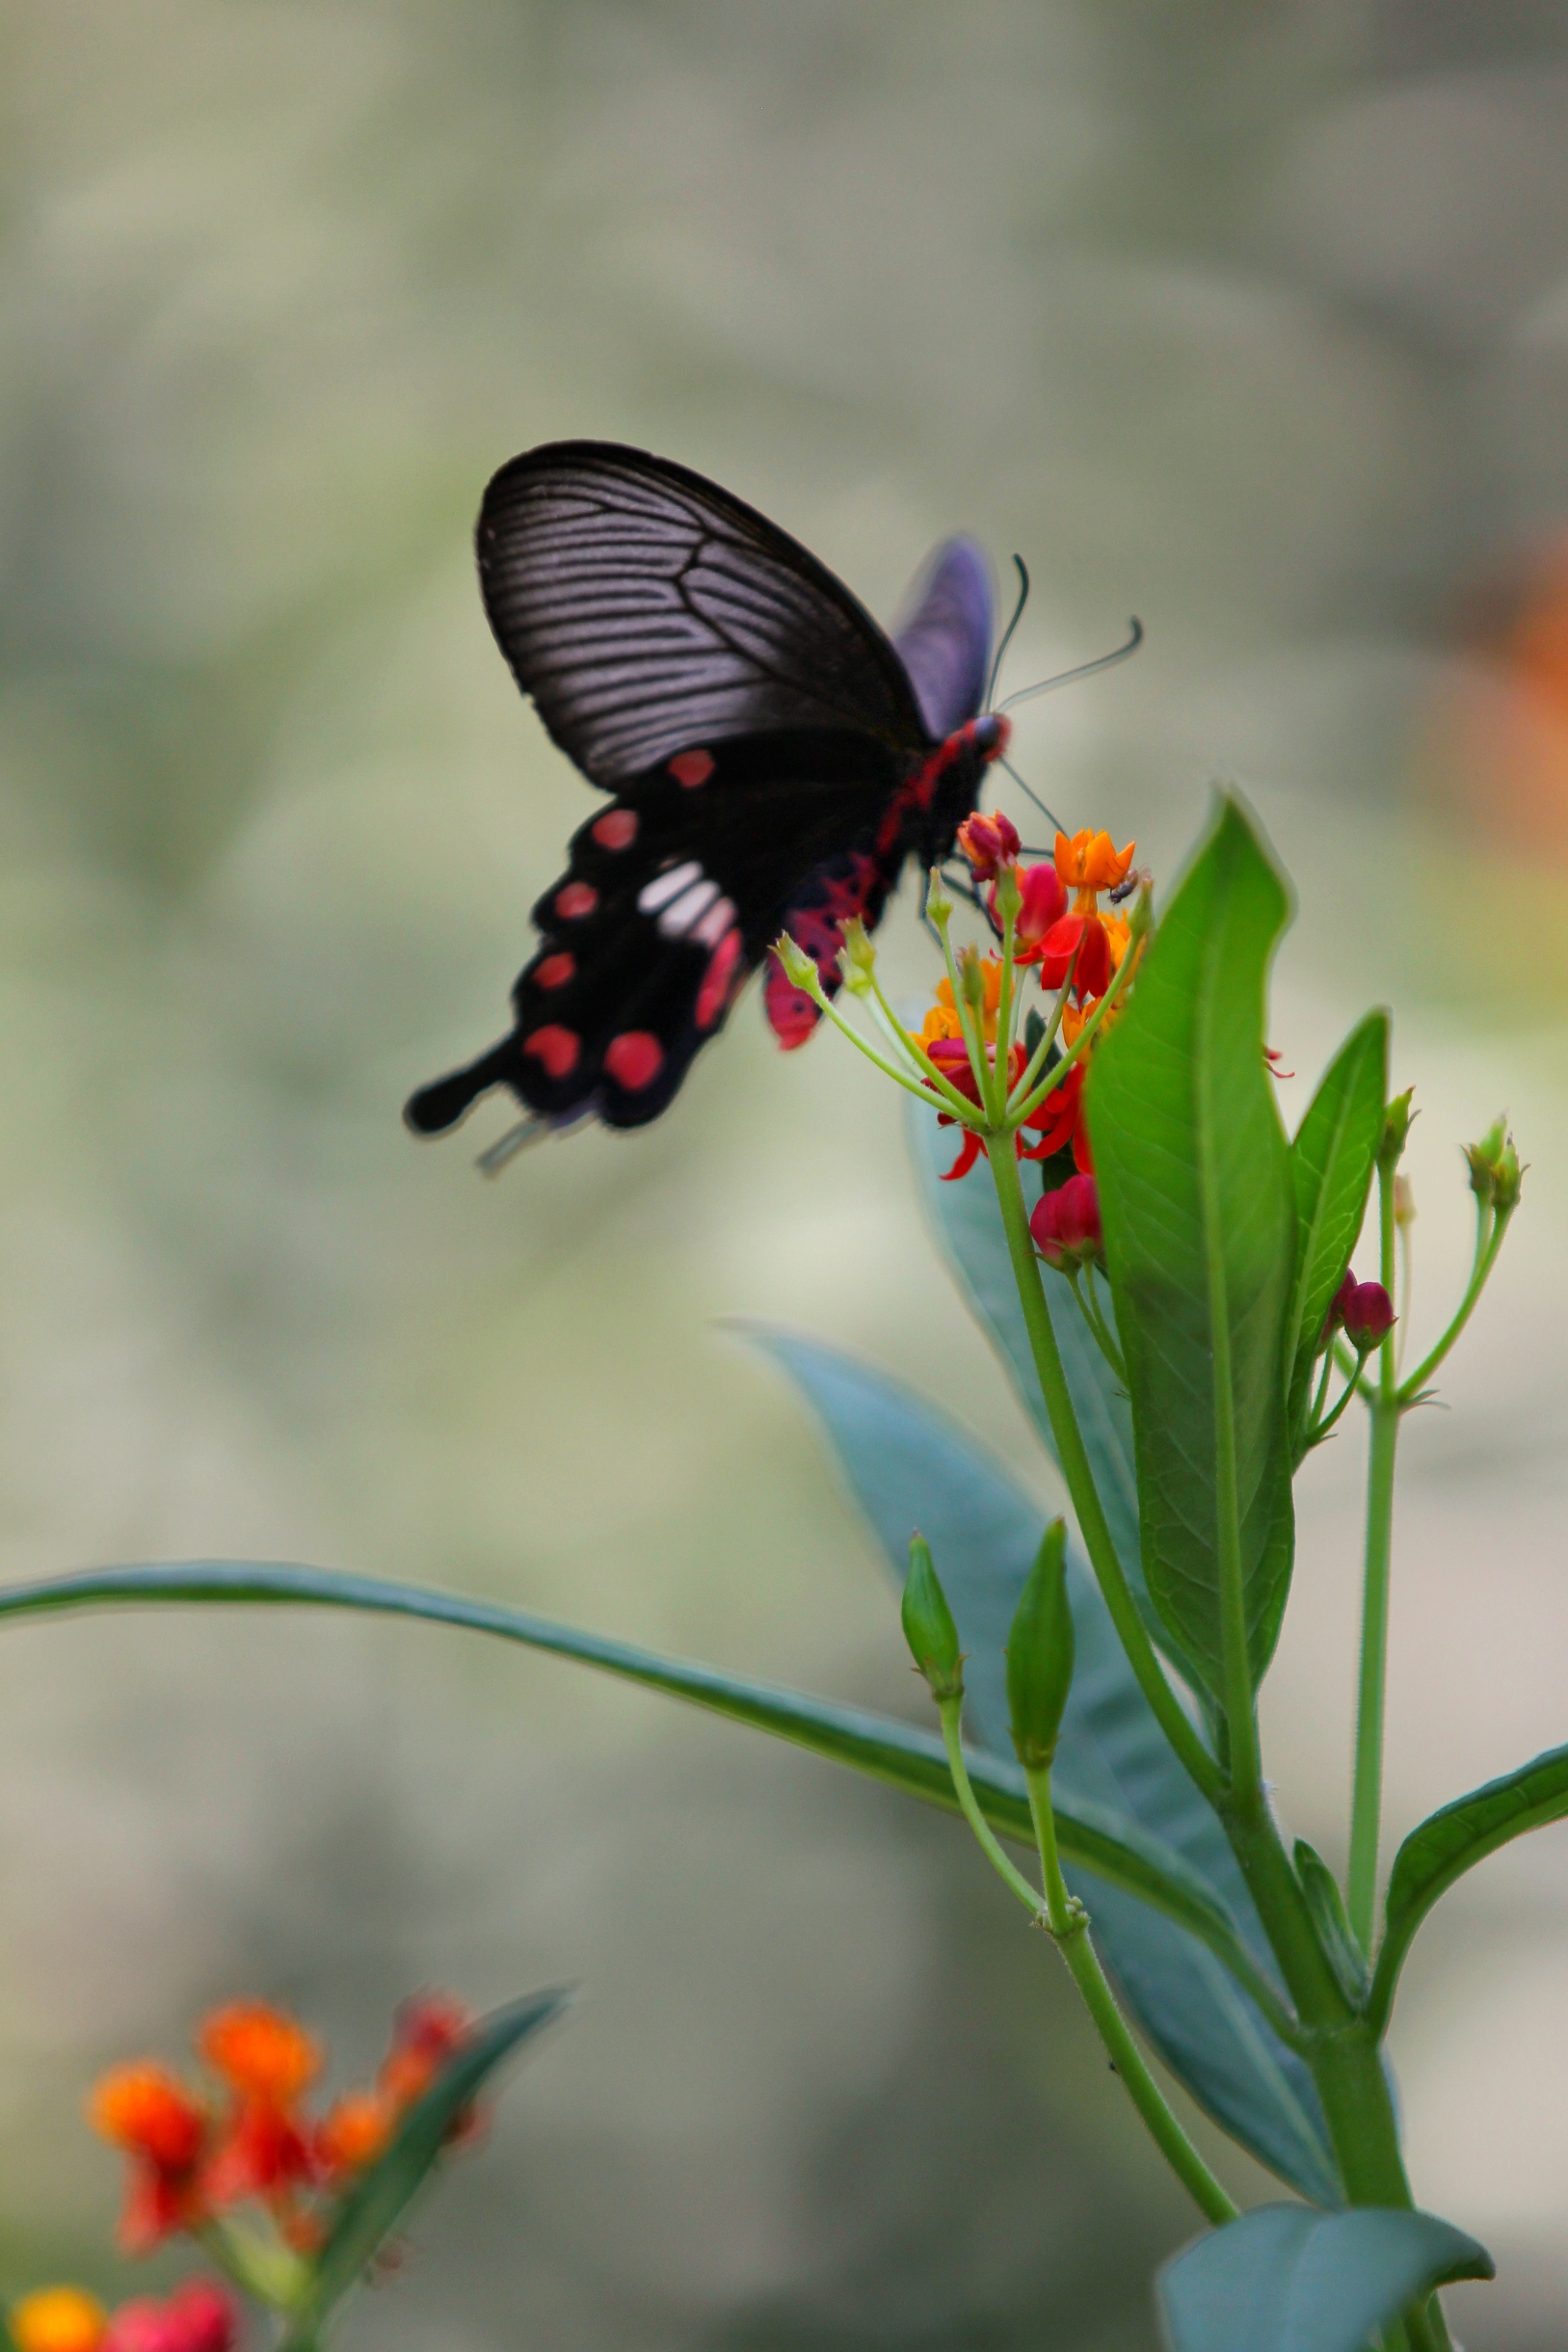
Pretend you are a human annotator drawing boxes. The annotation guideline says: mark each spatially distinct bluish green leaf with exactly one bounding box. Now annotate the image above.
[289,1988,571,2339]
[1090,794,1297,1705]
[745,1324,1340,2206]
[1287,1013,1388,1459]
[1158,2204,1492,2352]
[1369,1740,1568,2036]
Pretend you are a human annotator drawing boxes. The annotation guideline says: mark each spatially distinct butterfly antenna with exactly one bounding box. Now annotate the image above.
[997,753,1064,836]
[985,555,1030,709]
[998,616,1145,712]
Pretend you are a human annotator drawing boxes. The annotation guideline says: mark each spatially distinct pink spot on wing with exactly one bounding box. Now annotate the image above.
[696,928,744,1030]
[555,881,598,921]
[593,809,639,850]
[669,749,715,788]
[604,1031,664,1091]
[523,1025,580,1079]
[535,952,575,990]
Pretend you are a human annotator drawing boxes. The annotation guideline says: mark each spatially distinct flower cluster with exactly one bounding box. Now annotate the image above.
[910,820,1140,1193]
[10,2281,236,2352]
[89,1991,476,2258]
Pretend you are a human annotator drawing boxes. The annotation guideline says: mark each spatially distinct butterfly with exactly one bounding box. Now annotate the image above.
[404,441,1010,1157]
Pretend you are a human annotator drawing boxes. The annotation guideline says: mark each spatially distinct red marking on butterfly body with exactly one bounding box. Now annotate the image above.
[669,750,715,788]
[523,1025,580,1077]
[874,716,1012,858]
[593,809,639,850]
[555,882,598,921]
[604,1032,664,1090]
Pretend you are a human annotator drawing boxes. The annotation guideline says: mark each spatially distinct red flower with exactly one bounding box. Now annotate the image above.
[1029,911,1113,997]
[88,2066,209,2254]
[197,2004,320,2210]
[1030,1174,1103,1269]
[1013,861,1068,946]
[102,2283,236,2352]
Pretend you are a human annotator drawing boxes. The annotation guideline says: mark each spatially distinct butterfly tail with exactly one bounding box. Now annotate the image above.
[403,1039,519,1136]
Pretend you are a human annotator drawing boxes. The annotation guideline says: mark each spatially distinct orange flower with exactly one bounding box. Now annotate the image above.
[315,2090,393,2181]
[911,957,1004,1054]
[89,2065,208,2252]
[198,2003,319,2211]
[199,2003,321,2106]
[10,2288,109,2352]
[1054,828,1135,901]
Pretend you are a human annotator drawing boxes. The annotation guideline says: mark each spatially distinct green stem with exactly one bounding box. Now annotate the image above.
[1199,1070,1260,1808]
[1309,1354,1370,1449]
[1396,1203,1509,1404]
[1068,1267,1127,1384]
[937,1700,1044,1913]
[1024,1763,1238,2225]
[1008,932,1136,1127]
[1348,1163,1401,1951]
[985,1140,1224,1806]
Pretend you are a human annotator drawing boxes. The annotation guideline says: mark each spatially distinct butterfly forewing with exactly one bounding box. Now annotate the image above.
[477,443,933,788]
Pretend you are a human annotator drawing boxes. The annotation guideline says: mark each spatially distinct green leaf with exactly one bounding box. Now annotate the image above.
[0,1559,1259,2048]
[1158,2204,1492,2352]
[285,1988,571,2340]
[1292,1840,1367,2011]
[1286,1012,1388,1459]
[1368,1739,1568,2036]
[906,1097,1193,1688]
[744,1323,1342,2207]
[1089,793,1297,1708]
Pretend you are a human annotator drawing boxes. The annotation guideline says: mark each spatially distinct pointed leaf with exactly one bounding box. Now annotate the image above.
[286,1988,571,2337]
[1292,1840,1367,2011]
[1090,793,1297,1704]
[1369,1739,1568,2035]
[1287,1013,1388,1459]
[1158,2204,1492,2352]
[744,1324,1340,2206]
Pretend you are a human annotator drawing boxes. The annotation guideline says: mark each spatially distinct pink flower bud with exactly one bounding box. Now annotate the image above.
[955,810,1022,881]
[1342,1281,1395,1350]
[1029,1173,1103,1269]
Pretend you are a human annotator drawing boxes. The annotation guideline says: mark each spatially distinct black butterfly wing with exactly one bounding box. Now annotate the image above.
[475,441,935,788]
[409,446,995,1142]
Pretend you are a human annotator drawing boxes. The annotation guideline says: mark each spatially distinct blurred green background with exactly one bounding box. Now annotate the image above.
[4,1,1568,2343]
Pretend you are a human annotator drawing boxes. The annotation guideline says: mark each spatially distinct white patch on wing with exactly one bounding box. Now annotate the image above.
[638,861,702,914]
[658,878,721,937]
[693,895,737,949]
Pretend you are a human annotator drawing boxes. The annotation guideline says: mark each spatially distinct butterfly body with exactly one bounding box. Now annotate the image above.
[405,442,1005,1142]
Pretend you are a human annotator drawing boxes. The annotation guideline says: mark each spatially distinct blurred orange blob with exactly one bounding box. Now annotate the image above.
[1439,533,1568,852]
[199,2002,322,2106]
[10,2287,109,2352]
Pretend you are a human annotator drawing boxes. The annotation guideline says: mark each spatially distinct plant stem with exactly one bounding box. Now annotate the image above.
[1396,1201,1510,1404]
[1024,1763,1238,2226]
[985,1140,1224,1806]
[1349,1161,1401,1951]
[937,1700,1045,1913]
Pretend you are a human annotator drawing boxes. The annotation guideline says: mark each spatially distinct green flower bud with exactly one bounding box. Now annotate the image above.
[1393,1173,1416,1229]
[772,932,820,994]
[1127,877,1155,943]
[957,946,987,1014]
[1005,1519,1075,1770]
[902,1534,965,1702]
[925,867,952,927]
[838,916,876,996]
[1493,1135,1525,1214]
[1464,1115,1508,1202]
[993,860,1023,927]
[1378,1087,1416,1170]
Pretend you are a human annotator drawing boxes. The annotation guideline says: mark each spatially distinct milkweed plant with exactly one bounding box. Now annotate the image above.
[4,790,1549,2352]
